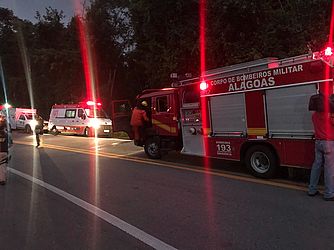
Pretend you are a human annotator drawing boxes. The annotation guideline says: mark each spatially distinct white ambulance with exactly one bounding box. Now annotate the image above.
[48,101,112,137]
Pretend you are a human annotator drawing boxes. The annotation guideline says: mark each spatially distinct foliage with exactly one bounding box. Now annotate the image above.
[0,0,332,118]
[128,0,199,88]
[84,0,135,111]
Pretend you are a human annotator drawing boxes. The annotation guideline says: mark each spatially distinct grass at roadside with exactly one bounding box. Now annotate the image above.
[112,131,130,139]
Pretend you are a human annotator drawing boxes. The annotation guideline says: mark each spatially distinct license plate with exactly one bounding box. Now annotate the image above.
[104,129,110,133]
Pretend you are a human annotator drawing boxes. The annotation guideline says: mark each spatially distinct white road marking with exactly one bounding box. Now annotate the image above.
[9,167,177,250]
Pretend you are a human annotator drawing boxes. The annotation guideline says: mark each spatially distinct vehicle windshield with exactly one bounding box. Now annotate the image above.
[85,108,108,118]
[25,114,34,120]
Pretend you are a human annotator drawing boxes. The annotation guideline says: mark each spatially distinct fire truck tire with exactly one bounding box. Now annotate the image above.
[144,137,161,159]
[25,125,32,134]
[245,145,278,178]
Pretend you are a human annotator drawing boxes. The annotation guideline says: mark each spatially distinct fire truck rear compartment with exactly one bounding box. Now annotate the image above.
[208,83,317,177]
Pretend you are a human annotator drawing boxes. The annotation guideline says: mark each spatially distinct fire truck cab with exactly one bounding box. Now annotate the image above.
[48,101,112,137]
[112,47,334,178]
[112,88,184,158]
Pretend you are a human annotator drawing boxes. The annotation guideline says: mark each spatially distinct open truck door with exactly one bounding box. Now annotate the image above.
[111,100,133,139]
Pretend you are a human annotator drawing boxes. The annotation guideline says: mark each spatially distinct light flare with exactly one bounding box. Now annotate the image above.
[200,80,208,91]
[88,118,101,129]
[199,0,218,241]
[325,46,333,56]
[0,59,11,132]
[74,1,101,247]
[323,1,334,137]
[16,26,34,110]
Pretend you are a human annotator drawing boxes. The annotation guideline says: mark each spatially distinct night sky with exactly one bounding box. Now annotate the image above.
[0,0,78,23]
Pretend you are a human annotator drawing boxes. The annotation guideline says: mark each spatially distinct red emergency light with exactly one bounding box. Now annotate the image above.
[200,80,208,91]
[86,100,102,107]
[325,46,333,56]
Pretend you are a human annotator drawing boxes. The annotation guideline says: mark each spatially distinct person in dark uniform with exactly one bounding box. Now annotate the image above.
[34,114,44,148]
[0,114,9,185]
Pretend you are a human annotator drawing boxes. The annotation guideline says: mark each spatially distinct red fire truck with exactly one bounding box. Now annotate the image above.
[112,47,334,178]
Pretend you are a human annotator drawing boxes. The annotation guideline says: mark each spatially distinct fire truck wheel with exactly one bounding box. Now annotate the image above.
[144,137,161,159]
[245,145,278,178]
[25,125,32,134]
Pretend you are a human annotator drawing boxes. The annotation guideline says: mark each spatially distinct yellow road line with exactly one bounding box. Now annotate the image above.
[14,140,309,192]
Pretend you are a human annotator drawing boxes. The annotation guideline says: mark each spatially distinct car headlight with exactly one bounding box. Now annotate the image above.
[89,119,101,129]
[29,120,38,128]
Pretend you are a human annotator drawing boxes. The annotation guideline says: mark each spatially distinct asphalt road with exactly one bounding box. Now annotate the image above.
[0,131,333,249]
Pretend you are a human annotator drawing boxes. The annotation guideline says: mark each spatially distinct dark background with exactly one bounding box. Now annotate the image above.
[0,0,331,119]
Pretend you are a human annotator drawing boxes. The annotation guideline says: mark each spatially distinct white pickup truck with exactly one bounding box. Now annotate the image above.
[16,112,37,133]
[0,107,37,132]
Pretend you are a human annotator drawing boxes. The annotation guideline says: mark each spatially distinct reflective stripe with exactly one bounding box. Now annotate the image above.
[247,128,267,136]
[152,119,177,133]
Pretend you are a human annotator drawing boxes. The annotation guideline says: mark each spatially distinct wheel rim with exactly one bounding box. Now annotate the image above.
[147,142,159,156]
[250,151,270,174]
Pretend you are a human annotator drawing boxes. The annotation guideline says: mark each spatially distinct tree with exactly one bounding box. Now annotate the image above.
[1,0,333,117]
[0,8,33,107]
[84,0,135,112]
[31,7,83,117]
[128,0,199,88]
[205,0,331,68]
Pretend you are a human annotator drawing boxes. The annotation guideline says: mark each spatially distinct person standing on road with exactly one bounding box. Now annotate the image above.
[0,114,10,185]
[308,100,334,201]
[34,114,44,148]
[130,100,149,145]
